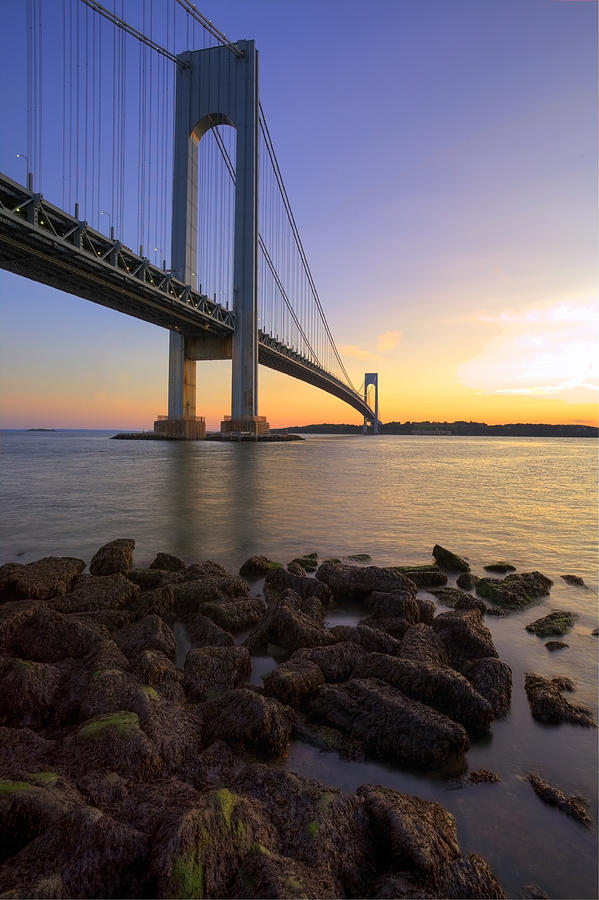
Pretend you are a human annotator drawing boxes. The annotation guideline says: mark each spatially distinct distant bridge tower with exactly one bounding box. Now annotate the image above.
[363,373,379,434]
[156,41,269,438]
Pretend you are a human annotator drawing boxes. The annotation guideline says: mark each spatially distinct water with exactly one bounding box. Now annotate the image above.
[1,429,597,898]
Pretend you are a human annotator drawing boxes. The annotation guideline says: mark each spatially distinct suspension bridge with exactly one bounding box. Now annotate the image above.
[0,0,380,437]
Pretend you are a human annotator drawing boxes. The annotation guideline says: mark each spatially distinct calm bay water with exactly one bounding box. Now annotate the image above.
[1,429,597,898]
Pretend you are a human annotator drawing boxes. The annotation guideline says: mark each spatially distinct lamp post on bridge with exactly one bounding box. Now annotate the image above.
[100,210,115,240]
[16,154,33,191]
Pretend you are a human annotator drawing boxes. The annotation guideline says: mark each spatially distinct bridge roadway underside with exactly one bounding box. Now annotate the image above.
[0,207,375,423]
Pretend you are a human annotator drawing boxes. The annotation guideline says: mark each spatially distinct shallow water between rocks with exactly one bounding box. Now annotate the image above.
[1,430,597,899]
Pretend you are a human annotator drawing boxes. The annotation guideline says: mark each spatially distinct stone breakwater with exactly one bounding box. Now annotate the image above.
[0,540,594,898]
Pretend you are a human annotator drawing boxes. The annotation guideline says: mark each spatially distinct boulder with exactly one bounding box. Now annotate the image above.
[200,596,267,632]
[365,589,421,622]
[114,614,176,661]
[186,612,235,646]
[483,562,516,573]
[0,557,85,602]
[289,553,319,573]
[315,561,416,601]
[149,552,185,572]
[431,609,498,670]
[455,594,487,614]
[79,666,160,723]
[359,615,412,641]
[527,773,592,828]
[89,538,135,576]
[436,854,506,898]
[0,655,61,729]
[0,726,54,778]
[134,649,180,686]
[465,657,512,718]
[201,688,295,757]
[476,571,552,610]
[561,574,586,587]
[400,624,448,667]
[432,545,470,573]
[287,560,307,576]
[457,571,479,591]
[7,605,105,663]
[183,645,251,702]
[390,565,448,588]
[173,575,249,620]
[524,674,596,727]
[245,593,334,654]
[416,594,436,624]
[52,572,140,614]
[525,610,578,637]
[128,583,176,621]
[262,657,325,707]
[428,587,473,609]
[175,560,230,582]
[545,641,569,652]
[305,678,469,768]
[293,641,365,682]
[57,710,161,779]
[265,566,332,604]
[352,654,494,736]
[126,567,170,591]
[239,554,273,577]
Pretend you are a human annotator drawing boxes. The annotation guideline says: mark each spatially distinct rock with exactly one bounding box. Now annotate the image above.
[173,575,249,621]
[287,560,306,576]
[176,560,229,581]
[293,641,365,682]
[528,773,592,828]
[186,612,235,646]
[201,688,295,757]
[245,592,334,654]
[262,657,325,707]
[593,628,599,637]
[149,552,185,572]
[134,649,180,686]
[129,584,176,621]
[114,614,176,661]
[352,653,494,735]
[545,640,569,651]
[465,658,512,718]
[561,574,586,587]
[58,710,162,779]
[400,623,448,667]
[476,571,552,610]
[391,564,448,588]
[483,562,516,573]
[365,589,421,622]
[359,614,412,641]
[53,572,140,614]
[126,567,169,590]
[0,557,85,602]
[525,610,578,637]
[468,769,500,784]
[432,610,498,671]
[436,854,506,898]
[428,587,473,609]
[200,596,267,632]
[315,561,417,602]
[524,885,549,899]
[79,666,160,723]
[7,605,104,663]
[0,726,54,778]
[89,538,135,576]
[524,673,596,727]
[457,571,479,591]
[0,655,61,729]
[239,554,272,577]
[183,646,251,702]
[289,553,318,573]
[305,678,469,768]
[416,593,436,624]
[265,566,332,605]
[349,623,403,656]
[432,545,470,573]
[455,594,487,614]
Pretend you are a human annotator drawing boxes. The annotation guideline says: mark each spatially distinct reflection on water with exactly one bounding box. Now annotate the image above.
[1,430,597,898]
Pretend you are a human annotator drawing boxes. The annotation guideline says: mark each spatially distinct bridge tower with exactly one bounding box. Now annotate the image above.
[363,373,379,434]
[155,41,269,439]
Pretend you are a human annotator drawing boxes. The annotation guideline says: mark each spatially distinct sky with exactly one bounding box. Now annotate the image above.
[0,0,597,430]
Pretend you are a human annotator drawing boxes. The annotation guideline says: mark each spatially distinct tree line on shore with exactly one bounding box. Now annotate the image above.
[272,421,598,437]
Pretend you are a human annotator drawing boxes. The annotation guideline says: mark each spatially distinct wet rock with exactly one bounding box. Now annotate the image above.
[290,552,318,573]
[315,561,417,602]
[455,594,487,614]
[245,592,334,654]
[305,678,469,768]
[428,587,472,609]
[134,649,180,686]
[293,641,365,682]
[200,595,267,632]
[114,614,176,661]
[265,566,332,605]
[432,545,470,573]
[436,854,506,898]
[416,593,436,624]
[186,612,235,646]
[0,726,54,778]
[525,609,578,637]
[561,574,586,587]
[201,688,295,757]
[457,571,479,591]
[173,575,250,621]
[52,572,140,614]
[183,645,251,702]
[432,609,498,671]
[593,628,599,637]
[7,605,104,663]
[0,655,61,729]
[468,769,501,784]
[126,567,169,590]
[524,673,596,727]
[400,623,449,667]
[0,776,78,865]
[391,564,448,588]
[545,640,569,651]
[79,665,159,723]
[129,583,176,621]
[465,657,512,718]
[346,553,372,561]
[359,614,412,641]
[528,773,592,828]
[149,551,185,572]
[239,554,272,577]
[0,556,85,602]
[287,560,307,576]
[365,589,421,622]
[57,710,162,779]
[262,657,325,707]
[476,571,552,610]
[89,538,135,576]
[175,560,230,582]
[351,623,403,655]
[524,885,549,899]
[483,562,516,574]
[353,653,494,736]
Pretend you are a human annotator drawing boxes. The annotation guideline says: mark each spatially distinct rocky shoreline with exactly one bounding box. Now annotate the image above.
[111,433,304,442]
[0,541,595,898]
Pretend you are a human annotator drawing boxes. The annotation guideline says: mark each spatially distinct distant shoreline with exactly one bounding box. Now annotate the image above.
[272,421,598,438]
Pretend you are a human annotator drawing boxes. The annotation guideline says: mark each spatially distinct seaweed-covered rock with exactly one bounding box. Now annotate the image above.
[416,594,436,625]
[476,571,552,610]
[350,623,403,656]
[128,583,176,621]
[545,640,569,652]
[359,615,412,641]
[173,575,250,621]
[315,561,417,601]
[58,710,162,779]
[400,623,448,667]
[0,727,54,778]
[265,566,332,605]
[353,654,494,736]
[176,560,229,582]
[239,554,272,577]
[524,673,596,727]
[201,689,295,757]
[126,567,169,591]
[114,614,176,661]
[483,562,516,574]
[428,587,473,609]
[200,596,267,633]
[287,560,307,577]
[183,646,251,702]
[465,657,512,718]
[186,612,235,647]
[456,571,479,591]
[391,565,448,589]
[293,641,365,682]
[289,553,318,573]
[527,773,592,828]
[365,590,420,622]
[525,610,578,637]
[432,610,498,671]
[561,574,586,587]
[134,649,180,686]
[6,605,104,663]
[436,854,506,898]
[245,594,334,654]
[150,552,185,572]
[0,557,85,602]
[432,545,470,573]
[89,538,135,576]
[262,657,325,707]
[305,678,469,768]
[455,594,487,614]
[53,572,140,614]
[0,656,61,729]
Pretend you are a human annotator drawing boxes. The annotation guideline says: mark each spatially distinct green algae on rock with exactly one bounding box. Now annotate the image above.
[432,545,471,573]
[476,571,552,610]
[525,610,578,637]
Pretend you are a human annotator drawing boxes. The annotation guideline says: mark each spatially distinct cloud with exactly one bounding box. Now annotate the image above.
[377,330,401,353]
[338,344,377,360]
[462,301,599,327]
